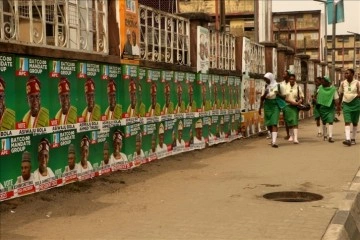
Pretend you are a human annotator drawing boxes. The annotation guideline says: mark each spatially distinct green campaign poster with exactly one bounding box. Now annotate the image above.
[122,122,142,167]
[208,115,220,146]
[121,64,138,118]
[161,70,174,116]
[211,75,221,112]
[0,54,16,131]
[0,54,16,132]
[0,132,33,201]
[228,76,235,110]
[154,121,168,159]
[129,122,144,167]
[202,116,210,145]
[75,130,101,181]
[185,72,196,114]
[182,118,194,151]
[95,129,113,176]
[145,69,161,118]
[48,59,78,126]
[51,127,78,185]
[235,110,243,138]
[101,64,122,121]
[31,131,61,191]
[173,71,186,115]
[77,61,102,123]
[218,115,226,143]
[102,127,129,172]
[192,117,206,150]
[172,118,185,155]
[228,114,239,142]
[163,118,175,156]
[195,73,211,113]
[15,56,50,129]
[137,68,147,118]
[219,76,228,111]
[234,77,241,110]
[141,122,157,162]
[223,114,230,142]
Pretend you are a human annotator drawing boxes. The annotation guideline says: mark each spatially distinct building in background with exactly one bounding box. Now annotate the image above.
[326,34,360,76]
[272,10,321,60]
[179,0,269,42]
[138,0,178,13]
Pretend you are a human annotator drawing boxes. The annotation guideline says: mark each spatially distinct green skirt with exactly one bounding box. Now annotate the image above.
[342,98,360,124]
[264,99,280,126]
[313,105,320,119]
[318,103,335,124]
[283,105,299,126]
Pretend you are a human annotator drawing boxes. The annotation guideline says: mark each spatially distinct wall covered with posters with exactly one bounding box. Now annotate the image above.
[0,54,243,201]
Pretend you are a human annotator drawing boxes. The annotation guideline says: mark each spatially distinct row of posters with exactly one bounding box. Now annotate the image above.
[0,114,243,201]
[0,53,269,202]
[0,54,242,132]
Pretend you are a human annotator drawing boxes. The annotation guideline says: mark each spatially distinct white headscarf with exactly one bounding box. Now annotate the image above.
[264,72,277,90]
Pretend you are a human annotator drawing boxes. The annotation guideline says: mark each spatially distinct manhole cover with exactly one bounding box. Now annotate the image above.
[263,191,323,202]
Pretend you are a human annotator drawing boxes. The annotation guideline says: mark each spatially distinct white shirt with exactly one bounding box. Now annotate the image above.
[285,84,304,102]
[100,158,114,167]
[33,168,55,182]
[176,139,185,147]
[132,45,140,55]
[339,80,360,103]
[208,133,215,141]
[279,81,289,97]
[134,149,145,158]
[63,165,79,174]
[0,183,4,191]
[261,84,279,100]
[76,161,93,173]
[110,153,128,163]
[219,131,225,138]
[16,174,35,185]
[193,137,205,144]
[156,144,167,152]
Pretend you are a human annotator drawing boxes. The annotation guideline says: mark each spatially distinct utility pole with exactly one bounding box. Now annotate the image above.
[313,0,327,63]
[331,1,336,82]
[220,0,225,32]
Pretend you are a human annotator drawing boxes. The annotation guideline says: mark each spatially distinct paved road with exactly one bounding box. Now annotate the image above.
[1,118,359,240]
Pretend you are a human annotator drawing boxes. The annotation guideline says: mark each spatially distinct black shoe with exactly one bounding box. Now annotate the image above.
[342,140,351,146]
[334,118,340,122]
[323,136,328,141]
[328,137,334,143]
[351,139,356,145]
[284,136,290,140]
[271,143,279,148]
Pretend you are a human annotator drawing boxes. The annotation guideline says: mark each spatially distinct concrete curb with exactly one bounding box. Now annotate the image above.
[322,168,360,240]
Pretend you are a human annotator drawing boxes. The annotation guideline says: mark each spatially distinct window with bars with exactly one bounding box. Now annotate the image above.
[139,4,190,66]
[0,0,108,54]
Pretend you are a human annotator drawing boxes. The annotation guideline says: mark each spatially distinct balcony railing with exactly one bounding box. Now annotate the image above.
[308,61,314,82]
[0,0,108,54]
[242,37,265,74]
[139,4,190,66]
[293,57,301,81]
[209,30,236,71]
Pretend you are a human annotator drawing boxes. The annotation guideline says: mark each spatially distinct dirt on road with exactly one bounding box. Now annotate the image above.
[1,119,359,240]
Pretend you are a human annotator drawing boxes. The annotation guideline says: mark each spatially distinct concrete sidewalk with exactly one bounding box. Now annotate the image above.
[1,118,359,240]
